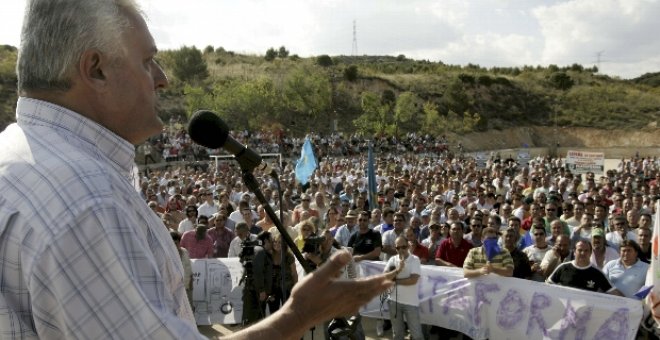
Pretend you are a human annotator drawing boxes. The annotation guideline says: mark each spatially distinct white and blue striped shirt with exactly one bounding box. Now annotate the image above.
[0,98,203,339]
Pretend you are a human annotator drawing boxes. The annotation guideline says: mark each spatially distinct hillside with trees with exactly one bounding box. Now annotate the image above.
[1,44,659,142]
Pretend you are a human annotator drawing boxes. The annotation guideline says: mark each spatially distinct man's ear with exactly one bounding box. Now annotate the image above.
[78,49,109,91]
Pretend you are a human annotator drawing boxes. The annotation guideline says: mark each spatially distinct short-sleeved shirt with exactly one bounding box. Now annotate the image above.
[180,231,214,259]
[509,248,532,279]
[547,262,614,293]
[411,243,430,264]
[602,259,649,298]
[384,254,422,306]
[436,238,473,267]
[463,246,514,271]
[207,227,235,258]
[348,229,382,257]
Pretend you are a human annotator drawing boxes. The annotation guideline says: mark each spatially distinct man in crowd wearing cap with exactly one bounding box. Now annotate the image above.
[591,227,618,270]
[547,241,621,294]
[417,210,433,241]
[335,209,359,247]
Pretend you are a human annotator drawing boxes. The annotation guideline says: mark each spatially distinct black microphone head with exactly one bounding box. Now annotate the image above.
[187,110,230,149]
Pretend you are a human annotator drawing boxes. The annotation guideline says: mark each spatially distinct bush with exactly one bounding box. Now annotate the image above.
[344,65,358,82]
[317,55,333,67]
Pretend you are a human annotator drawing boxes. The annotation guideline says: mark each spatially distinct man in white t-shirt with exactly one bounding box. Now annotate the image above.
[383,235,423,340]
[197,189,218,219]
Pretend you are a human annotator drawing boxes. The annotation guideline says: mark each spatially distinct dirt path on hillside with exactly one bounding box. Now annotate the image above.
[452,126,659,155]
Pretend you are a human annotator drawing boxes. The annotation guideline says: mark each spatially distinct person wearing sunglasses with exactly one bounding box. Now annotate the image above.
[383,234,423,340]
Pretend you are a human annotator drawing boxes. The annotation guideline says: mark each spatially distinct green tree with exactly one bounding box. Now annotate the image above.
[422,101,442,134]
[203,45,214,54]
[183,84,215,115]
[0,45,18,79]
[282,66,332,124]
[213,77,282,129]
[549,72,574,90]
[265,48,277,61]
[354,91,390,136]
[170,46,209,83]
[277,46,289,58]
[393,92,419,135]
[317,55,333,67]
[443,79,469,114]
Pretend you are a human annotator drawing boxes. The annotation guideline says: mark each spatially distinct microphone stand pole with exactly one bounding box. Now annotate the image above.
[241,169,313,274]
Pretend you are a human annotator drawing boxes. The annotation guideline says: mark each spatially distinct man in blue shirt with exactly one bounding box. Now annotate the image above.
[603,240,649,299]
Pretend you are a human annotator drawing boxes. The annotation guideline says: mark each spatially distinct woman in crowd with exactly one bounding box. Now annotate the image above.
[269,232,298,314]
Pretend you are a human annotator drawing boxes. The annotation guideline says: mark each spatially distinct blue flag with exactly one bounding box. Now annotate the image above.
[483,238,501,262]
[295,137,317,185]
[635,285,653,300]
[367,141,377,210]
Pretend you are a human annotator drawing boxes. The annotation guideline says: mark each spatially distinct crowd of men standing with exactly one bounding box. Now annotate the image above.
[150,148,658,339]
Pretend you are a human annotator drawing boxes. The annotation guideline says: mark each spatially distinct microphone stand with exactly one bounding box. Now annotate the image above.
[271,172,289,304]
[241,169,313,274]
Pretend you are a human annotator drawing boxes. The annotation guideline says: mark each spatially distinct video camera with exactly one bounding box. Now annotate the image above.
[239,239,262,279]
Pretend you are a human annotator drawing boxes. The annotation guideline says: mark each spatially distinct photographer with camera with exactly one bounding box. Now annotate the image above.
[240,231,274,326]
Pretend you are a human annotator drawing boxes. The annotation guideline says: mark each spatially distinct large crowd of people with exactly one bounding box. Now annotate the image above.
[154,142,658,338]
[140,121,453,164]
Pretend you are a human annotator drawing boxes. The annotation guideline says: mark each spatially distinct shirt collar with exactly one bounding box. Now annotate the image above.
[16,97,136,178]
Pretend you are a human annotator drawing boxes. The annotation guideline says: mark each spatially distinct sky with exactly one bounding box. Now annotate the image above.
[1,0,660,79]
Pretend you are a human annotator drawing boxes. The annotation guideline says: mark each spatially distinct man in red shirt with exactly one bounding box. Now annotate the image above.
[180,223,214,259]
[405,226,429,264]
[435,221,473,267]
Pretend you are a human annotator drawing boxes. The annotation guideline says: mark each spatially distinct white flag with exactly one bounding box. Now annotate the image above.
[646,201,660,323]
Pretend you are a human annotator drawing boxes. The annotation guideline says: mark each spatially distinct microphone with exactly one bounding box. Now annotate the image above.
[187,110,276,175]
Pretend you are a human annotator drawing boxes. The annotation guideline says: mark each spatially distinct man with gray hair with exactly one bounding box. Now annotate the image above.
[0,1,395,338]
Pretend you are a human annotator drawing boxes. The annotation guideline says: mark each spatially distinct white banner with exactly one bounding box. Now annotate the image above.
[565,150,605,174]
[191,258,245,325]
[191,258,643,340]
[358,261,642,340]
[517,150,531,167]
